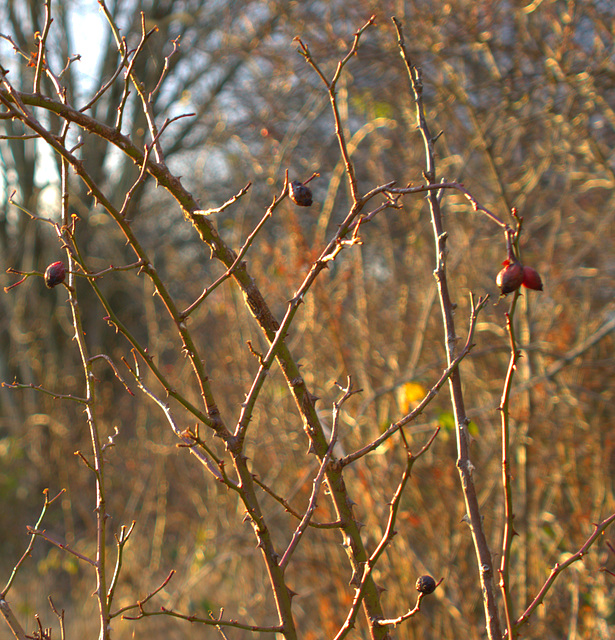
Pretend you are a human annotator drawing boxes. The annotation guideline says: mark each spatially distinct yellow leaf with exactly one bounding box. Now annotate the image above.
[397,382,428,414]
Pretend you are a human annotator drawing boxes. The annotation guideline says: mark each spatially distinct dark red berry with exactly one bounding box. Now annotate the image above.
[496,259,524,295]
[289,180,313,207]
[416,575,437,595]
[521,266,543,291]
[44,261,66,289]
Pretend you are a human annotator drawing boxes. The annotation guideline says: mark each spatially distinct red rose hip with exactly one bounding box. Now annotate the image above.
[521,266,543,291]
[496,259,524,295]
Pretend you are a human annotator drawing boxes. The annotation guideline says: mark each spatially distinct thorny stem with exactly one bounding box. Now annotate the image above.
[0,13,524,640]
[393,16,503,640]
[514,513,615,631]
[33,0,53,94]
[295,15,375,204]
[278,379,357,571]
[340,295,487,466]
[334,430,439,640]
[59,150,111,639]
[498,295,522,639]
[1,490,63,598]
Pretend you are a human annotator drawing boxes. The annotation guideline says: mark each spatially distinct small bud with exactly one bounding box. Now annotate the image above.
[44,261,66,289]
[496,259,524,295]
[521,266,543,291]
[289,180,313,207]
[416,575,437,595]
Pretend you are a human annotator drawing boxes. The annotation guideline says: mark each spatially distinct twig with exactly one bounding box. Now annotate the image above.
[33,0,53,94]
[386,181,510,230]
[1,381,88,403]
[122,354,231,485]
[27,528,97,567]
[393,15,503,639]
[1,490,64,597]
[112,570,176,617]
[88,354,135,396]
[295,15,376,204]
[107,522,136,610]
[279,378,358,570]
[48,597,66,640]
[340,294,488,466]
[498,294,522,638]
[375,589,436,627]
[334,429,439,640]
[252,475,341,529]
[150,36,180,99]
[116,570,282,633]
[515,513,615,631]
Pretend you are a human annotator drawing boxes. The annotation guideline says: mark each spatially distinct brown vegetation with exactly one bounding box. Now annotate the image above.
[1,1,614,639]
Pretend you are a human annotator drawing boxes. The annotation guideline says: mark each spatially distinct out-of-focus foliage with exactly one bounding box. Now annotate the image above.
[1,1,614,639]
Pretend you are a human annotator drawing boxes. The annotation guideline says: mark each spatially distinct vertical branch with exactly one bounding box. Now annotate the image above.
[498,300,522,639]
[229,456,298,640]
[295,15,375,205]
[59,148,111,640]
[33,0,53,94]
[499,215,525,637]
[515,294,534,608]
[393,17,503,640]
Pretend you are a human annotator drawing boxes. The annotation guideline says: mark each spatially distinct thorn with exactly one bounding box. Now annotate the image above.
[349,567,362,586]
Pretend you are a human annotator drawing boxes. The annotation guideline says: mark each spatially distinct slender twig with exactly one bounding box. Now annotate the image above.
[1,381,88,403]
[252,475,341,529]
[150,36,180,99]
[107,522,136,610]
[279,379,358,570]
[498,300,521,639]
[112,570,176,617]
[295,15,376,204]
[340,294,487,466]
[27,528,97,567]
[122,354,231,485]
[122,607,283,633]
[1,490,64,597]
[386,181,510,229]
[375,589,436,627]
[48,596,66,640]
[33,0,53,94]
[182,181,278,318]
[119,139,154,216]
[116,573,284,634]
[515,513,615,631]
[334,429,439,640]
[80,49,130,113]
[88,354,135,396]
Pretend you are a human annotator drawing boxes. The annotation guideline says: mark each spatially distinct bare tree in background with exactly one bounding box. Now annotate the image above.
[1,1,615,639]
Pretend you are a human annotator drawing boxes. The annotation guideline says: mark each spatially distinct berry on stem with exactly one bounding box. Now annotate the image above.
[496,259,524,295]
[416,575,437,595]
[44,261,66,288]
[521,265,543,291]
[289,180,313,207]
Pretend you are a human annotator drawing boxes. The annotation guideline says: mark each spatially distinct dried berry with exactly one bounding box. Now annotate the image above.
[496,259,524,295]
[521,266,543,291]
[44,261,66,289]
[289,180,313,207]
[416,575,437,595]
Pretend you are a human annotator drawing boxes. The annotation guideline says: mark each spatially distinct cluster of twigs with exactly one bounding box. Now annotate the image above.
[1,5,613,640]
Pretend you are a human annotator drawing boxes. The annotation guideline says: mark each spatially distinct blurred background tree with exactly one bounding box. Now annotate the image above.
[1,1,614,638]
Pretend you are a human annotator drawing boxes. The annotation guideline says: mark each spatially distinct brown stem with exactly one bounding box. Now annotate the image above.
[393,16,503,639]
